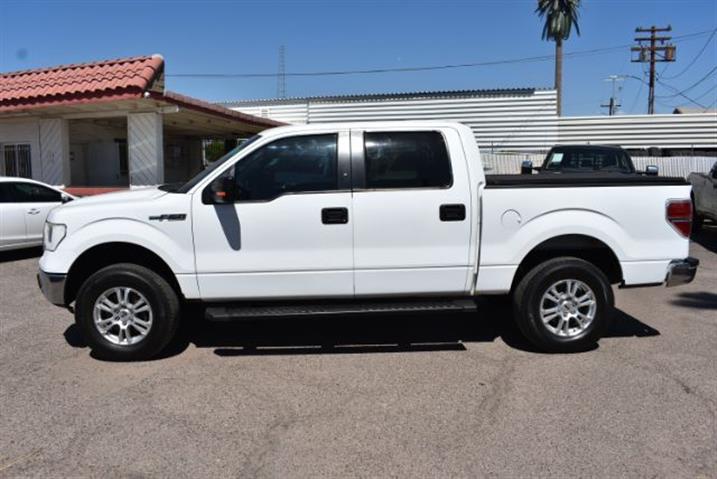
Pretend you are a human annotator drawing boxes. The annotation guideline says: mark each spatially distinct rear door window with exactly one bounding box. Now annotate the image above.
[363,131,452,189]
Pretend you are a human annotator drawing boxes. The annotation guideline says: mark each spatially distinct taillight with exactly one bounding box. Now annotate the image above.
[666,199,692,238]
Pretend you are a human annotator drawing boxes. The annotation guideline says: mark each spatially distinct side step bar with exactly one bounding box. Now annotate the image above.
[205,298,477,322]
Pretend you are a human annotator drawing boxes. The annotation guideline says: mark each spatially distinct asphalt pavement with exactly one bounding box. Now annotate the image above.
[0,227,715,478]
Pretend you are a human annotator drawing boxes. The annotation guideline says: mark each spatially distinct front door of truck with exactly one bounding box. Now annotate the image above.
[192,131,354,300]
[349,128,473,296]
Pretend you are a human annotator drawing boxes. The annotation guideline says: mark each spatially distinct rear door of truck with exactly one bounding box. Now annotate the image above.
[349,126,473,295]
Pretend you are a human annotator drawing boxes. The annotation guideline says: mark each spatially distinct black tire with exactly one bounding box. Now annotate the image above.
[75,263,180,361]
[692,196,703,233]
[693,213,703,233]
[512,257,614,353]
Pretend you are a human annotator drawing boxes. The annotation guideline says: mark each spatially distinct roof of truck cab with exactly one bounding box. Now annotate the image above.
[549,144,626,151]
[259,120,472,137]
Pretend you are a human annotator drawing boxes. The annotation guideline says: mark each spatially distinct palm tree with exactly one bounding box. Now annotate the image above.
[536,0,582,115]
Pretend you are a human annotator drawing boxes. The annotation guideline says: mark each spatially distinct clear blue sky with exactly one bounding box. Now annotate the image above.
[1,0,715,116]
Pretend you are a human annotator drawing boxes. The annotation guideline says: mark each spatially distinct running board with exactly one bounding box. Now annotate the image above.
[204,298,477,322]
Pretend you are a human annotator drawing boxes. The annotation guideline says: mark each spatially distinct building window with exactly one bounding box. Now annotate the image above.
[2,144,32,178]
[116,139,128,176]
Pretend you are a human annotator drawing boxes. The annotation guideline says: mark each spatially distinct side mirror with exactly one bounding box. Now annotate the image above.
[61,194,73,203]
[645,165,659,176]
[204,176,237,204]
[521,160,534,175]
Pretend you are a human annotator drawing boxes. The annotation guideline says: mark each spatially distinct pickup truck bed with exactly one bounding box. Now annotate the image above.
[486,173,688,187]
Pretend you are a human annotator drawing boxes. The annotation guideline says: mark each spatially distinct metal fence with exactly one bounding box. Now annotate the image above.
[481,153,715,177]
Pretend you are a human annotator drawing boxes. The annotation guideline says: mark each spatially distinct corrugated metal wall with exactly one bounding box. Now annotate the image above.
[228,90,717,153]
[230,90,559,152]
[239,103,309,125]
[558,114,717,149]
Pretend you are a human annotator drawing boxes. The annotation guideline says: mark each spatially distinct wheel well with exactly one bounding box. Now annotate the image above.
[64,242,182,305]
[511,235,623,291]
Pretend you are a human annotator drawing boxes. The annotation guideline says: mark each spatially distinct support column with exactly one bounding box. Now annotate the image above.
[38,118,70,186]
[127,112,164,186]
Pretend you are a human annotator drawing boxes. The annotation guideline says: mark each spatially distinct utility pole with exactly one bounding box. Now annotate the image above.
[601,75,625,115]
[631,25,676,114]
[277,45,286,99]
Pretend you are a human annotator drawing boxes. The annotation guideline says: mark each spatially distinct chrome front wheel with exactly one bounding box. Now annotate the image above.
[93,286,154,346]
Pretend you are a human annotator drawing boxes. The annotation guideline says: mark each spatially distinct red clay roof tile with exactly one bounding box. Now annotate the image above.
[0,54,164,111]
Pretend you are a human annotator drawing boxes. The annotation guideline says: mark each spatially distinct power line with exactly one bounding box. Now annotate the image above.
[628,74,710,110]
[661,28,717,80]
[601,75,625,115]
[627,71,645,113]
[692,82,717,102]
[631,25,676,114]
[656,65,717,98]
[167,29,715,79]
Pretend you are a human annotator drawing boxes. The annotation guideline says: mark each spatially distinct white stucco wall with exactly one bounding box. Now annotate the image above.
[0,120,43,181]
[39,118,70,185]
[128,112,164,186]
[69,121,126,186]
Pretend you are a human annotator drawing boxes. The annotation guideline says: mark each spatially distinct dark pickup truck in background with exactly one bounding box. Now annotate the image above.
[521,145,659,176]
[689,161,717,230]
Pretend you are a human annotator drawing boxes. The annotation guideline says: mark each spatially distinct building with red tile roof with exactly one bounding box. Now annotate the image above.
[0,54,282,191]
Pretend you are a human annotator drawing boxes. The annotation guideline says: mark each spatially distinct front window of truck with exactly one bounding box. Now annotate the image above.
[171,135,261,194]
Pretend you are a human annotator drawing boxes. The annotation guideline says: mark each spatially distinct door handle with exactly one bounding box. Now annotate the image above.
[322,207,349,224]
[27,208,41,215]
[440,204,466,221]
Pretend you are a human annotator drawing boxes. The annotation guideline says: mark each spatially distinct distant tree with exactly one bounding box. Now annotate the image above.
[536,0,582,116]
[203,140,226,164]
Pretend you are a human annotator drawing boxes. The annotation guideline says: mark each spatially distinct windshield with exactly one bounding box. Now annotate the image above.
[175,135,261,193]
[543,149,634,173]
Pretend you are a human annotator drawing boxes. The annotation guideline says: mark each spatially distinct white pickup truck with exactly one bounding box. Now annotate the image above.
[38,121,698,360]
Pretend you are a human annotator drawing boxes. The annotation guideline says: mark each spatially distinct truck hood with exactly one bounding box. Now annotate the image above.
[64,187,168,208]
[47,186,179,229]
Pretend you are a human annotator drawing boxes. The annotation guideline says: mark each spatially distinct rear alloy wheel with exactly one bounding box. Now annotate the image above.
[75,263,180,361]
[539,279,597,338]
[513,257,614,353]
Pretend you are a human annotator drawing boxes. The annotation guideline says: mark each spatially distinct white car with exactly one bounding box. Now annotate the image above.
[38,121,698,360]
[0,177,75,252]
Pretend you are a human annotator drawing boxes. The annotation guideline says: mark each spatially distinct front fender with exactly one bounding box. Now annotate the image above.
[39,217,195,275]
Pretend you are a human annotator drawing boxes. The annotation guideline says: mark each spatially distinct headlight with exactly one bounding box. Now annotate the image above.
[43,222,67,251]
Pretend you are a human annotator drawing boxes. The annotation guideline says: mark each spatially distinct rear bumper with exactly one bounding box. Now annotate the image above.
[665,257,699,287]
[37,269,67,306]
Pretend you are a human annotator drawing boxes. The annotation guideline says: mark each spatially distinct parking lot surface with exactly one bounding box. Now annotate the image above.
[1,229,715,478]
